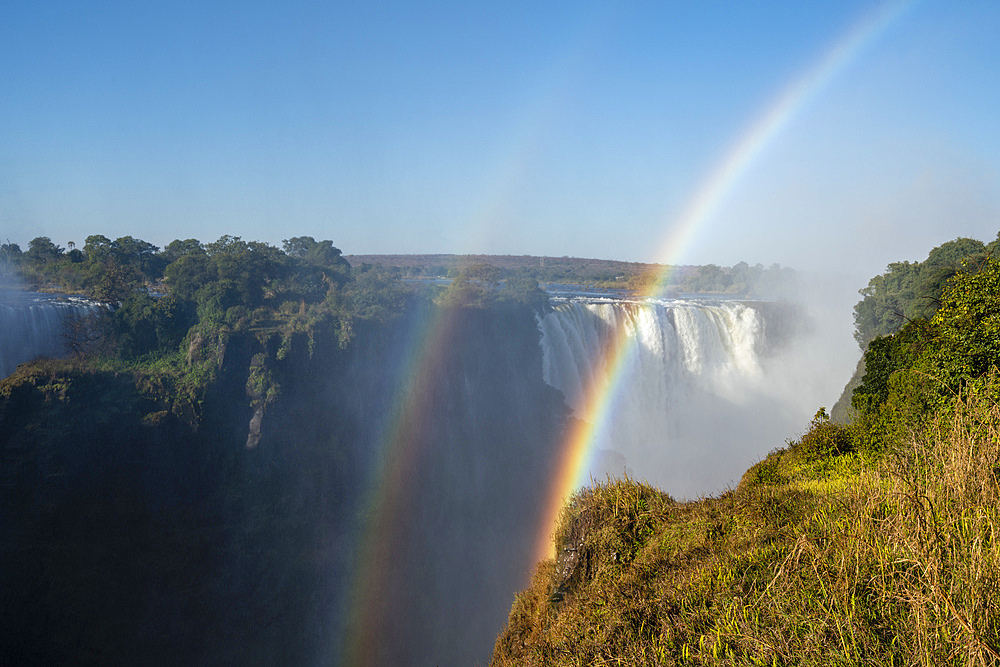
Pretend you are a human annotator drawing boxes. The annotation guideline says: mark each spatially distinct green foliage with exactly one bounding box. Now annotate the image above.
[853,236,987,347]
[923,258,1000,385]
[91,258,145,302]
[26,237,63,265]
[499,273,551,311]
[682,263,730,292]
[163,252,216,302]
[852,320,932,408]
[435,263,551,310]
[852,257,1000,428]
[246,352,280,408]
[282,235,348,269]
[110,293,196,358]
[1,231,420,381]
[161,237,205,262]
[343,264,413,325]
[13,237,69,286]
[789,408,854,464]
[438,263,502,308]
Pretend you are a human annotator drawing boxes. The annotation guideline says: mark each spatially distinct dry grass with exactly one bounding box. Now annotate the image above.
[492,391,1000,666]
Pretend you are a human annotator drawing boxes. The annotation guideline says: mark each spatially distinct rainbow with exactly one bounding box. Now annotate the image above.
[532,0,913,562]
[339,0,913,657]
[339,300,466,663]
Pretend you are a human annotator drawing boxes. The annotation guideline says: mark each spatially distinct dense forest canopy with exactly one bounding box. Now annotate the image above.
[852,252,1000,418]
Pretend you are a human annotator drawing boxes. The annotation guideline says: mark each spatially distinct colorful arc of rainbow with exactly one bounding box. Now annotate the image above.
[532,0,912,563]
[340,303,459,664]
[337,1,914,654]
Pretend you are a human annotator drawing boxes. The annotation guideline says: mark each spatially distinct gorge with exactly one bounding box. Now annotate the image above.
[0,291,828,666]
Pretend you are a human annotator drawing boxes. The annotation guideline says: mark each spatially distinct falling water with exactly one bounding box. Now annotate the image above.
[538,297,807,497]
[0,291,103,378]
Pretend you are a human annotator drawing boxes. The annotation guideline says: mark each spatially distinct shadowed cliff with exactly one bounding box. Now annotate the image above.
[0,302,568,666]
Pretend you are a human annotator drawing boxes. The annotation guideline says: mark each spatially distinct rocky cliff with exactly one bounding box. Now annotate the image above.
[0,302,568,666]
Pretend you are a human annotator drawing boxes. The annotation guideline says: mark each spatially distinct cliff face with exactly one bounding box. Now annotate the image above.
[0,303,569,666]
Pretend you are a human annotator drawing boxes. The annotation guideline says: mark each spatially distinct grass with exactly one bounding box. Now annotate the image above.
[492,393,1000,666]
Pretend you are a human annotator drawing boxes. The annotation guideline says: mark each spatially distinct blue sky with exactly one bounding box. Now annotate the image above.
[2,0,998,279]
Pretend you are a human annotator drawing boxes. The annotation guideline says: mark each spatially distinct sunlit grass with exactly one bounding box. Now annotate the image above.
[493,393,1000,666]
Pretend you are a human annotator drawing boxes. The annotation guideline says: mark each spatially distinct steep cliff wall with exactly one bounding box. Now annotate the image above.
[0,302,568,666]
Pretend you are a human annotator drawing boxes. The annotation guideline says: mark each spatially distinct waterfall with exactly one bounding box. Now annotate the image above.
[0,291,103,379]
[538,297,810,497]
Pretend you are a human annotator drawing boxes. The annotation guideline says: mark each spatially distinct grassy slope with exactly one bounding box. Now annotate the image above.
[492,399,1000,666]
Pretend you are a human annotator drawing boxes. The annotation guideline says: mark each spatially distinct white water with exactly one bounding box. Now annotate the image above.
[538,298,826,498]
[0,291,103,379]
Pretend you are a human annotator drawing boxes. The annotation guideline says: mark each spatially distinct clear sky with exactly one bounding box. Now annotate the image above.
[2,0,999,280]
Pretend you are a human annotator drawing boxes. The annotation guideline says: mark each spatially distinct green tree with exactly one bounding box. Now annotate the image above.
[440,263,504,307]
[25,237,63,266]
[162,239,205,263]
[853,237,988,347]
[83,235,114,263]
[112,236,164,280]
[921,258,1000,386]
[498,274,550,311]
[345,264,413,323]
[852,320,932,411]
[92,258,144,302]
[163,252,216,302]
[279,236,350,301]
[282,236,318,259]
[853,257,1000,417]
[166,236,287,315]
[110,292,195,358]
[683,264,730,293]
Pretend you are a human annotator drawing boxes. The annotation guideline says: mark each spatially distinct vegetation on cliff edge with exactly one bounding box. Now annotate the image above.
[1,234,550,426]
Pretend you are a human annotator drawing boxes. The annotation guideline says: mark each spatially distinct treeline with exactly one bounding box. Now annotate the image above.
[678,261,795,297]
[1,234,551,367]
[2,234,350,303]
[347,253,797,297]
[343,253,663,285]
[847,236,1000,444]
[3,235,356,359]
[850,250,1000,430]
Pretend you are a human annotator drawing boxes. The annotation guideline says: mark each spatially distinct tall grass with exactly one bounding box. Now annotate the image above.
[492,389,1000,665]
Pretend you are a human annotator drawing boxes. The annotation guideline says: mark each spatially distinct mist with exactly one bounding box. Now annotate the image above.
[537,270,861,499]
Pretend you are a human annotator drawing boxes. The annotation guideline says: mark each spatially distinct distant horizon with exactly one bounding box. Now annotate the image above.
[2,233,893,277]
